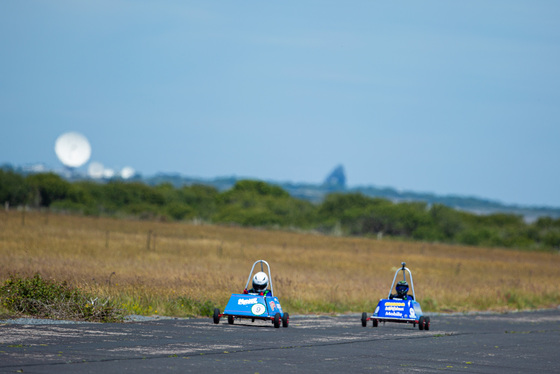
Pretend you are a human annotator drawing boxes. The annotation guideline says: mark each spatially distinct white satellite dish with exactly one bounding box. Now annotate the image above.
[55,132,91,168]
[103,168,115,179]
[120,166,135,179]
[88,161,105,179]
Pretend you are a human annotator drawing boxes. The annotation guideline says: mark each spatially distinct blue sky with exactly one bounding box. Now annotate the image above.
[1,1,559,207]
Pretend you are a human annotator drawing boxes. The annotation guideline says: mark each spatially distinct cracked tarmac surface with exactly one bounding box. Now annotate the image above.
[1,309,559,373]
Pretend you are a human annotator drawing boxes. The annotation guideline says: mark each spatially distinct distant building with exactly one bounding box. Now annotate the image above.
[323,165,346,189]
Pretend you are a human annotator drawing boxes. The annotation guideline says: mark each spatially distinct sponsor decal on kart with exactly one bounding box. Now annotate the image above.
[385,302,405,307]
[238,297,258,306]
[386,305,404,311]
[385,311,403,317]
[269,301,276,310]
[276,302,283,314]
[251,303,266,316]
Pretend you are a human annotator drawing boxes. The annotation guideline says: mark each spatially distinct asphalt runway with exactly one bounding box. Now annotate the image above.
[1,308,559,373]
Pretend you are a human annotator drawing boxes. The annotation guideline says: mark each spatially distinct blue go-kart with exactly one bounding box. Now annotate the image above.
[213,260,289,328]
[362,262,431,330]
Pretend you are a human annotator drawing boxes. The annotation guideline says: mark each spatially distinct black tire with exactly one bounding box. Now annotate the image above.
[228,315,234,325]
[274,313,281,328]
[213,308,220,324]
[419,316,425,331]
[372,318,378,327]
[282,312,289,328]
[425,316,430,331]
[361,312,368,327]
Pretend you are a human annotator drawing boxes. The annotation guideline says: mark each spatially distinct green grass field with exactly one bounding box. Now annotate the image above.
[1,210,559,318]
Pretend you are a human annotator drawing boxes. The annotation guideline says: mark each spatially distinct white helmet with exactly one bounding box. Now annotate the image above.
[252,272,268,292]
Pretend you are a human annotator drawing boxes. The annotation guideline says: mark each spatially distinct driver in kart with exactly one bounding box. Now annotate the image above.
[389,280,413,300]
[244,272,272,296]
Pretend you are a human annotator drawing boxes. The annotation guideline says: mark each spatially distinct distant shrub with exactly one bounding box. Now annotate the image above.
[0,274,124,322]
[50,200,93,215]
[3,170,560,251]
[0,168,29,206]
[166,203,195,221]
[26,172,71,207]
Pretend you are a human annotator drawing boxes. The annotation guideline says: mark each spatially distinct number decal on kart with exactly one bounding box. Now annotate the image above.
[251,303,266,316]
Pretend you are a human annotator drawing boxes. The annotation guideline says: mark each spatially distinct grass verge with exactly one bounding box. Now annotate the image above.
[1,211,559,319]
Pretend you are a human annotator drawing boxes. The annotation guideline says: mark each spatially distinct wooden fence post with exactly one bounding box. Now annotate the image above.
[147,230,152,250]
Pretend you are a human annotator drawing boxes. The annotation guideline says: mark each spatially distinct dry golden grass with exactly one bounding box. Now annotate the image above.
[1,210,559,316]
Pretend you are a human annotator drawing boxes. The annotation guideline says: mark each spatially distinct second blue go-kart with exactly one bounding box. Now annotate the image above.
[213,260,289,328]
[362,262,431,331]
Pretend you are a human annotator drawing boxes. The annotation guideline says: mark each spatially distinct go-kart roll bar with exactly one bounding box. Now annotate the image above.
[387,262,416,300]
[244,260,274,296]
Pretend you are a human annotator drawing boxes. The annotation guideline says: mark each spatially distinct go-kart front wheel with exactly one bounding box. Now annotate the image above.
[282,312,289,328]
[213,308,220,324]
[419,316,425,330]
[424,316,430,331]
[361,312,367,327]
[228,315,234,325]
[273,313,281,328]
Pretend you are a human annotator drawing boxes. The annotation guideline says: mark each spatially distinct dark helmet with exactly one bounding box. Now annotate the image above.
[396,281,409,297]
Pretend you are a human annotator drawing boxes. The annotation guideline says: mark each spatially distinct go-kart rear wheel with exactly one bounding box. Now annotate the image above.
[273,313,281,328]
[425,316,430,331]
[213,308,220,324]
[228,315,234,325]
[282,312,289,328]
[372,318,378,327]
[361,312,367,327]
[418,316,425,330]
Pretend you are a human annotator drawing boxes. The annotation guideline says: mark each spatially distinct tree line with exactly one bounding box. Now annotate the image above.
[1,168,559,251]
